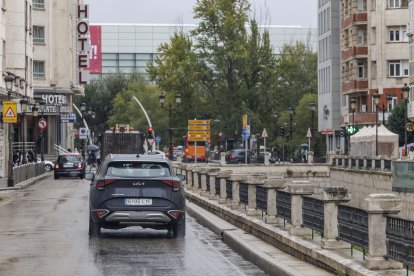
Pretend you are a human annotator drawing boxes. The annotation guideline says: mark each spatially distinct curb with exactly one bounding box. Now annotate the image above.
[0,173,51,191]
[186,200,325,276]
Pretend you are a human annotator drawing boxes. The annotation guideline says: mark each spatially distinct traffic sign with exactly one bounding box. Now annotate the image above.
[242,132,249,142]
[306,128,312,138]
[188,130,210,136]
[188,125,210,131]
[3,101,17,123]
[79,127,88,139]
[37,118,48,130]
[261,128,268,138]
[242,114,247,129]
[188,119,210,125]
[188,136,208,142]
[155,136,161,143]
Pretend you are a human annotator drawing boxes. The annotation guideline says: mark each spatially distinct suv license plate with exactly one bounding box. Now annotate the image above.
[125,198,152,206]
[63,163,73,168]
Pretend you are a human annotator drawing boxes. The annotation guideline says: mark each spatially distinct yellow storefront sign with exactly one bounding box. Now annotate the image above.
[3,101,17,123]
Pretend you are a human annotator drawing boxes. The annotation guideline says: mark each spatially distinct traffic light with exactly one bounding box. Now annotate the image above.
[285,134,290,142]
[340,127,345,137]
[147,127,154,139]
[279,126,285,137]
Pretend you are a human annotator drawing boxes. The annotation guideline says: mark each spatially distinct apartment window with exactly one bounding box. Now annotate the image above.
[33,0,44,9]
[357,0,364,11]
[389,0,400,8]
[33,26,45,44]
[357,30,364,45]
[33,61,45,78]
[389,26,407,42]
[357,62,365,78]
[389,60,409,77]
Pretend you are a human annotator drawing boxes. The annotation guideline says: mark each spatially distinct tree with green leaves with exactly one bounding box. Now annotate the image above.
[388,102,414,146]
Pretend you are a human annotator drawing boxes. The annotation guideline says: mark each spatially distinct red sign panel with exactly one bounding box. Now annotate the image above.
[88,25,102,74]
[37,118,48,130]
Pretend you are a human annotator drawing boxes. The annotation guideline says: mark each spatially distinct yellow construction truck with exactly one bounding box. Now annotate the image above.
[101,124,145,158]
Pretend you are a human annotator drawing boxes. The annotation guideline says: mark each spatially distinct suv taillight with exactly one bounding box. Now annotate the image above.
[77,163,82,168]
[161,180,180,191]
[55,164,60,169]
[96,179,117,190]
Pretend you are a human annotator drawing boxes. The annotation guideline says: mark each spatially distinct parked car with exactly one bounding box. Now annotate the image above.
[145,150,167,159]
[86,154,186,238]
[226,149,250,164]
[54,153,85,179]
[37,158,55,171]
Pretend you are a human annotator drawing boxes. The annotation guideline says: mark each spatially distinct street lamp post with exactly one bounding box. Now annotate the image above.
[39,100,46,161]
[402,83,410,157]
[288,107,294,140]
[159,92,181,160]
[350,98,356,126]
[80,102,87,160]
[309,101,316,150]
[4,73,15,187]
[272,111,278,139]
[20,97,28,164]
[373,93,381,156]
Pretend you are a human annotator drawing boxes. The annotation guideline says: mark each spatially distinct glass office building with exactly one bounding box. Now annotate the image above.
[89,24,317,79]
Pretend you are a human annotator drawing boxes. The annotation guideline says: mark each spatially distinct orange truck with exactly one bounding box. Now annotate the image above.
[184,134,206,162]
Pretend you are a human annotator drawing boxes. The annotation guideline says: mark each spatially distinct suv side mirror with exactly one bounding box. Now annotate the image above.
[177,174,186,181]
[84,172,94,181]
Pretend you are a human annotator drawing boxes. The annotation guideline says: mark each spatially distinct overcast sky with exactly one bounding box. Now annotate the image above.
[83,0,317,28]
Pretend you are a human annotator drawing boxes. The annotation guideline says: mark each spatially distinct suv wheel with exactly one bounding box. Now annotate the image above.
[171,215,186,238]
[88,216,101,237]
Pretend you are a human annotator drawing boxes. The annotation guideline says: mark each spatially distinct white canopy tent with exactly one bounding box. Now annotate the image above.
[350,125,399,157]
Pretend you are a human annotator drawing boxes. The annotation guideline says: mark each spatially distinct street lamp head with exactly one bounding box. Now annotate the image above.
[159,92,165,106]
[175,93,182,104]
[14,75,20,88]
[272,111,278,119]
[32,104,39,117]
[91,112,96,119]
[19,78,26,90]
[288,106,293,114]
[373,93,381,105]
[309,101,316,111]
[402,83,410,100]
[80,102,86,111]
[350,98,357,111]
[4,74,15,91]
[20,98,28,112]
[87,107,92,115]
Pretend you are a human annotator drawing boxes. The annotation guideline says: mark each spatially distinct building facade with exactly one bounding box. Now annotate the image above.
[317,0,341,153]
[88,24,318,79]
[0,0,86,178]
[341,0,409,131]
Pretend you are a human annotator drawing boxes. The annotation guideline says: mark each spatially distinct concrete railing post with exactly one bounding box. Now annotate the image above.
[263,177,286,224]
[186,166,194,190]
[264,152,270,166]
[380,156,385,171]
[207,169,220,200]
[307,151,314,164]
[199,168,209,196]
[217,170,232,204]
[363,157,367,169]
[229,174,248,210]
[220,152,226,166]
[321,187,351,249]
[364,194,403,270]
[244,174,266,216]
[192,167,201,192]
[286,180,314,236]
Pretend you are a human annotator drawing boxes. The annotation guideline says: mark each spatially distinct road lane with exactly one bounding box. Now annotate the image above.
[0,176,266,276]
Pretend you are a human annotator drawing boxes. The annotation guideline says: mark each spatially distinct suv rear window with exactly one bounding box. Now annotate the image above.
[106,162,171,178]
[58,155,81,163]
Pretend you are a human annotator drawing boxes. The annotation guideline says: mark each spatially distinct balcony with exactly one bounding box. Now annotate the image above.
[342,80,369,93]
[341,46,368,60]
[341,13,368,29]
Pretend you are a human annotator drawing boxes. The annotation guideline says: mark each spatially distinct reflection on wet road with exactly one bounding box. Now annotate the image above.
[0,176,266,276]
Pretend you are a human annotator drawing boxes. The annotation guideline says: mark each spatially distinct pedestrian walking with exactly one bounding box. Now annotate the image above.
[87,150,97,172]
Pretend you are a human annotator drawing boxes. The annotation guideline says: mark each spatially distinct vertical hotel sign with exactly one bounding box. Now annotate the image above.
[87,26,102,73]
[77,4,90,84]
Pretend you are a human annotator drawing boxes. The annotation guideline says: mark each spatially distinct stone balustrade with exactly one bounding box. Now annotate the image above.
[175,162,408,273]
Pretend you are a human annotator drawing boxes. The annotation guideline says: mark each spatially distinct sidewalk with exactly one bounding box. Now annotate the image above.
[0,173,50,191]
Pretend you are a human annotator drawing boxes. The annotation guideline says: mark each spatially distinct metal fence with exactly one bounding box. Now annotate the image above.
[302,197,324,234]
[276,190,291,220]
[375,159,381,170]
[215,177,220,196]
[384,159,392,171]
[239,183,248,205]
[226,179,232,200]
[386,216,414,266]
[13,162,46,185]
[256,186,268,212]
[206,175,210,192]
[338,205,369,250]
[198,174,202,188]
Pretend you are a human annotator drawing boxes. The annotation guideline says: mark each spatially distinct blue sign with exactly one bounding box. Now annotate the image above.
[155,136,161,143]
[242,132,249,142]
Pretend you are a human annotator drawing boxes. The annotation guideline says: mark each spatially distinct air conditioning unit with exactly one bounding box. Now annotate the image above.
[361,104,367,112]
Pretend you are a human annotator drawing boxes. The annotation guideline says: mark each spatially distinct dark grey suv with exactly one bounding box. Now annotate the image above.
[86,154,186,238]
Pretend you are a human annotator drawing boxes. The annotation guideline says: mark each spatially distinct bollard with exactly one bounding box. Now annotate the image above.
[364,194,403,270]
[264,152,270,166]
[307,151,314,164]
[220,152,226,166]
[321,187,351,249]
[286,180,314,236]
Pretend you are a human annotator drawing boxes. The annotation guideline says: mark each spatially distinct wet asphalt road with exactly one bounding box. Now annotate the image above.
[0,176,266,276]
